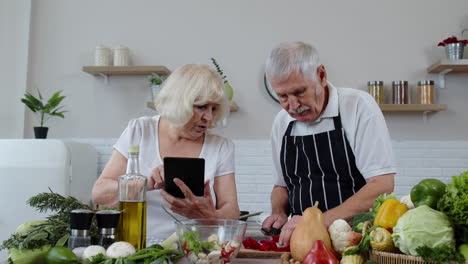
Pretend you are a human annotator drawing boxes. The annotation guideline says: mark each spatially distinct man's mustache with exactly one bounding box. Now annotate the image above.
[288,106,310,115]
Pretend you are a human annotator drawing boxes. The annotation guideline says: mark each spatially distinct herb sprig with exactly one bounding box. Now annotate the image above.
[1,188,94,251]
[28,188,92,222]
[211,58,228,83]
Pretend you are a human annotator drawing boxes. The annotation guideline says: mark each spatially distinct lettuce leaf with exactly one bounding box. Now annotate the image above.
[183,230,214,255]
[437,172,468,227]
[392,205,456,256]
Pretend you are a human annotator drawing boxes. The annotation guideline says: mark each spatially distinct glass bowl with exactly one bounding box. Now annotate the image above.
[175,219,247,264]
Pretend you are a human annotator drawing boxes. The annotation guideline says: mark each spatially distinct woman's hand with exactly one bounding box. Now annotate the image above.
[160,178,217,219]
[147,164,164,191]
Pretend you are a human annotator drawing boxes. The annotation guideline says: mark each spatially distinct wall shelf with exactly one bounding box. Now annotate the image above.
[379,104,447,112]
[147,101,239,112]
[379,104,447,122]
[82,66,170,84]
[427,59,468,88]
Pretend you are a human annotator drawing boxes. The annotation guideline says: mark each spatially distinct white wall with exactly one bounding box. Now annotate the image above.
[6,0,468,140]
[0,0,31,138]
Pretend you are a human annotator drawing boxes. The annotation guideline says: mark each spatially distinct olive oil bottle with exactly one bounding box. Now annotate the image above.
[118,145,147,250]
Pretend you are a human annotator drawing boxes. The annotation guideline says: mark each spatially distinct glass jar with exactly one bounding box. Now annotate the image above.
[392,81,409,104]
[367,81,384,104]
[418,80,434,104]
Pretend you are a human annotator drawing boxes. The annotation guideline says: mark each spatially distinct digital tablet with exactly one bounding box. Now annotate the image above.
[163,157,205,198]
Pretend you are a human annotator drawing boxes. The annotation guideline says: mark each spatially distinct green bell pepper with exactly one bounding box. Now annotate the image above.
[410,179,446,209]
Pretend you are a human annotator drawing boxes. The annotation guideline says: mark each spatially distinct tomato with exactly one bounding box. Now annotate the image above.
[46,246,78,264]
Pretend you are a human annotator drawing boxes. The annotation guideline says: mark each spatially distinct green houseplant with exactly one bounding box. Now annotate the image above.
[211,58,234,101]
[21,89,66,139]
[148,74,166,102]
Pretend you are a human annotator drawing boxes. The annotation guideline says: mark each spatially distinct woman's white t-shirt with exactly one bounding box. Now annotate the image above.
[114,115,235,239]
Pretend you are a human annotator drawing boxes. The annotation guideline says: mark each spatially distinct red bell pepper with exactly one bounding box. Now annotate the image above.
[242,237,261,249]
[183,241,190,255]
[302,240,339,264]
[242,236,290,252]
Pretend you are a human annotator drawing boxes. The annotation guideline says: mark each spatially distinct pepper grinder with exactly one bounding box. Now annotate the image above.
[68,209,94,250]
[96,210,121,248]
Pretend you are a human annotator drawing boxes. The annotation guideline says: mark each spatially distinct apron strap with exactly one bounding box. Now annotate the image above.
[333,114,343,130]
[284,120,295,136]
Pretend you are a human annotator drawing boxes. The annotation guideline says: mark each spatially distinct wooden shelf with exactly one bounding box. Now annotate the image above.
[82,66,171,76]
[147,101,239,112]
[427,59,468,88]
[379,104,447,112]
[427,59,468,73]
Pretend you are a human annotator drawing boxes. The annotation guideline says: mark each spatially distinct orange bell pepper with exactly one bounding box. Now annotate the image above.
[373,199,409,229]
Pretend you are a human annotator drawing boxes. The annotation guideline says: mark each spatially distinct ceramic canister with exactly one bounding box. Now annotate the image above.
[113,46,129,66]
[95,45,111,66]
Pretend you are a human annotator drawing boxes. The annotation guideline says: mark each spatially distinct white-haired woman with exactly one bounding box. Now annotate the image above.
[92,64,240,239]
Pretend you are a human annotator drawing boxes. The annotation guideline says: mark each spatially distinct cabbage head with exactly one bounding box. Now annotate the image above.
[392,205,455,256]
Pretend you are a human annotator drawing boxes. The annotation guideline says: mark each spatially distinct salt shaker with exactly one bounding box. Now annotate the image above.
[94,45,111,66]
[68,209,94,250]
[96,210,121,248]
[113,46,129,66]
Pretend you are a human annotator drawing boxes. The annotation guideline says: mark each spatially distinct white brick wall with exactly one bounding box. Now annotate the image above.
[68,138,468,215]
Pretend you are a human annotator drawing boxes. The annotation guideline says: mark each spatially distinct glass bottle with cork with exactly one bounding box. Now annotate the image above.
[118,145,147,250]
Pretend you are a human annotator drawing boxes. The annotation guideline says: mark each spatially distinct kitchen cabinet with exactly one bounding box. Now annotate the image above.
[427,59,468,88]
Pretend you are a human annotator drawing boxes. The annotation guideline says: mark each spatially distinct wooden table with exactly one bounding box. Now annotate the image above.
[233,259,279,264]
[175,258,279,264]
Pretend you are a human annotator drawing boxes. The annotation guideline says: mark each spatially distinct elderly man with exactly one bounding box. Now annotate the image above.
[261,41,396,246]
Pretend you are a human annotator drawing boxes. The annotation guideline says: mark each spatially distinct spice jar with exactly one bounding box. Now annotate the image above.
[418,80,434,104]
[392,81,409,104]
[367,81,384,104]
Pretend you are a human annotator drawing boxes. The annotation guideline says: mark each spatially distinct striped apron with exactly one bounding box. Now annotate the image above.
[280,114,366,214]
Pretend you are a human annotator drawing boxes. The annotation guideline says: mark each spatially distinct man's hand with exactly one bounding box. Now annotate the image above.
[262,214,288,232]
[277,215,302,246]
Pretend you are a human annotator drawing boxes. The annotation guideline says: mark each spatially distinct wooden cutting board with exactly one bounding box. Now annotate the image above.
[237,248,285,259]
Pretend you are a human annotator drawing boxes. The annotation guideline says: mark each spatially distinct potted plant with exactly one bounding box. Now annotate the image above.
[211,58,234,101]
[437,36,468,60]
[148,74,166,102]
[20,89,66,139]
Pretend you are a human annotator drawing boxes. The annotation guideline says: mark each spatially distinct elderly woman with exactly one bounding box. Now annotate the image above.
[92,64,240,239]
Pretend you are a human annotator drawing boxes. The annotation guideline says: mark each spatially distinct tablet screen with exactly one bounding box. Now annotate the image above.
[163,157,205,198]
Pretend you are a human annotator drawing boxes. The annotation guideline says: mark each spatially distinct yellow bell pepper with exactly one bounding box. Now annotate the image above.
[373,199,408,229]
